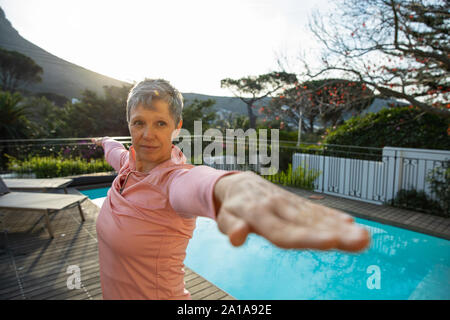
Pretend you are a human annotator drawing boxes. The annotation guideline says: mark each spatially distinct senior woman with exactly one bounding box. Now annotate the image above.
[92,78,370,300]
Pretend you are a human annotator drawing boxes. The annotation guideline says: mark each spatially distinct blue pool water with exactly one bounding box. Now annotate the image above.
[81,188,450,300]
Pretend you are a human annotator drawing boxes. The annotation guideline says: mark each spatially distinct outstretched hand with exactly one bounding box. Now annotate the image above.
[214,171,371,252]
[91,137,106,147]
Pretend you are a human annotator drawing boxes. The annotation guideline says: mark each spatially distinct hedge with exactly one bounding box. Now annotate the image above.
[323,106,450,150]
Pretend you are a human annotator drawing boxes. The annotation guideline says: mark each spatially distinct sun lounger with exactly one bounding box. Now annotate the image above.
[3,178,73,194]
[0,177,87,238]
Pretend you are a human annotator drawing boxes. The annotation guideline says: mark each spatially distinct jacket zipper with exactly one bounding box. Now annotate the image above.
[119,171,132,194]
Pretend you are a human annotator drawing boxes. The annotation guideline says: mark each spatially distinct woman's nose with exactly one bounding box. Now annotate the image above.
[142,126,155,139]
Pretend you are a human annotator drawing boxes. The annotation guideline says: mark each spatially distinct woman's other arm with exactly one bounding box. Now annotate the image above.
[91,137,128,172]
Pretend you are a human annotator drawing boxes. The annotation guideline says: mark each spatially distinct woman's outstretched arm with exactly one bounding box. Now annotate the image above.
[91,137,128,172]
[213,171,371,252]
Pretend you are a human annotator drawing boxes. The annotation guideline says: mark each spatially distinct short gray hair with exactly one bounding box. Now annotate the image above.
[126,78,183,126]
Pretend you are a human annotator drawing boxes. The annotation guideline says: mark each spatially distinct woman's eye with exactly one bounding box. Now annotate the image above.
[133,120,144,126]
[158,121,166,126]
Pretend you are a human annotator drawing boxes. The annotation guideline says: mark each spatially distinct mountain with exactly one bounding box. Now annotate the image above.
[183,93,269,118]
[0,7,130,99]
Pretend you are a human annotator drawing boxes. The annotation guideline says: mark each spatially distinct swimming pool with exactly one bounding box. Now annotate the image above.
[81,187,450,300]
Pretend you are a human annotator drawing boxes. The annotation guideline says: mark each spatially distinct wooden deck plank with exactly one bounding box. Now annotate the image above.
[187,281,213,295]
[0,264,101,300]
[202,290,228,300]
[191,286,221,300]
[3,259,100,291]
[0,251,99,290]
[219,295,236,300]
[10,246,100,273]
[184,272,199,282]
[185,275,206,288]
[6,245,99,269]
[45,274,101,300]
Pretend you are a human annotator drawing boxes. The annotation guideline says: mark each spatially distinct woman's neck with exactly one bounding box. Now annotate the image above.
[135,155,171,173]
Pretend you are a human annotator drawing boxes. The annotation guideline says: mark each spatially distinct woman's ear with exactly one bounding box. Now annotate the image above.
[171,119,183,140]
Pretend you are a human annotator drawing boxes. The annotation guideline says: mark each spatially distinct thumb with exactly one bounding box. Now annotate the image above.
[216,209,251,247]
[229,220,251,247]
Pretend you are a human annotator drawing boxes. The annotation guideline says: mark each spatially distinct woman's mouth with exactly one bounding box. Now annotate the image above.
[140,145,159,150]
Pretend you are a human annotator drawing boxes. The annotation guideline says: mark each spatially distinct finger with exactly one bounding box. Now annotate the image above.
[275,197,351,232]
[245,202,342,250]
[280,198,370,251]
[278,189,355,224]
[217,209,251,247]
[316,203,355,223]
[336,224,371,252]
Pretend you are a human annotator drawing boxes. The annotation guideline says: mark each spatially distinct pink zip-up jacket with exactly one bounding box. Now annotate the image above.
[95,138,240,300]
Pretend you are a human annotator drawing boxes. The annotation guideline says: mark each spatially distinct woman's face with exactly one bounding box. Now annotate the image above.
[128,100,182,172]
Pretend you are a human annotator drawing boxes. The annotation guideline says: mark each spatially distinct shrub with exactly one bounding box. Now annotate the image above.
[391,189,447,217]
[427,160,450,215]
[263,163,321,190]
[6,155,113,178]
[323,106,449,150]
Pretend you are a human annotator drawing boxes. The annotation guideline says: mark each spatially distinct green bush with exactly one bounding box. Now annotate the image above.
[391,189,448,217]
[323,106,449,150]
[427,160,450,215]
[263,163,321,190]
[6,155,113,178]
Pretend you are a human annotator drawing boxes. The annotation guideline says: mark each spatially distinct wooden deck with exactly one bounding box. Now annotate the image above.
[0,194,235,300]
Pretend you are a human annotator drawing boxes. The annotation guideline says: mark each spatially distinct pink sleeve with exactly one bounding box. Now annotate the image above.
[102,138,129,172]
[169,166,242,220]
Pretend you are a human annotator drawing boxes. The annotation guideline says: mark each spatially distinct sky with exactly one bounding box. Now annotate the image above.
[0,0,331,96]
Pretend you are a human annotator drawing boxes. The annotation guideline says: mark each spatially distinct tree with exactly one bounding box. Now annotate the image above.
[221,71,298,128]
[34,92,70,107]
[264,79,374,134]
[305,0,449,118]
[0,90,33,139]
[71,85,132,137]
[0,48,43,92]
[323,106,449,150]
[181,98,217,133]
[22,96,70,138]
[214,113,250,132]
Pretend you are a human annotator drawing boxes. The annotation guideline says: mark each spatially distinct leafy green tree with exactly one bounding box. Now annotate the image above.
[66,85,131,137]
[22,96,70,138]
[0,91,38,171]
[323,106,449,150]
[0,47,43,92]
[181,98,217,133]
[214,113,250,132]
[34,92,69,107]
[221,71,298,128]
[0,90,33,139]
